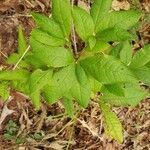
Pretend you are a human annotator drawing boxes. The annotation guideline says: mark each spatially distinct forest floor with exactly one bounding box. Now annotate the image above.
[0,0,150,150]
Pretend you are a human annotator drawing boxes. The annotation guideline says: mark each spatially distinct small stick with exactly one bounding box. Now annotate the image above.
[13,45,30,70]
[71,0,78,57]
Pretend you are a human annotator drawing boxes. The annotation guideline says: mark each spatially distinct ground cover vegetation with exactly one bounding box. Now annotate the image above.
[0,0,150,145]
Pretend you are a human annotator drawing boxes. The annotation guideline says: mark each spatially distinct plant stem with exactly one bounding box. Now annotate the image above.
[72,25,78,57]
[71,0,78,58]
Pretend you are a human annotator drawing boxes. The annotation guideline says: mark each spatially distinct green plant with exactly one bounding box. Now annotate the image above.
[29,132,44,141]
[3,120,25,144]
[0,0,150,143]
[3,120,19,140]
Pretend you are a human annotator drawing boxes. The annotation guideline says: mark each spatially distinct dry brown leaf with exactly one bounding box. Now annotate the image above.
[78,1,90,12]
[18,146,27,150]
[36,105,47,132]
[0,100,4,109]
[77,119,103,140]
[35,0,45,12]
[0,96,15,129]
[106,143,115,150]
[0,0,18,12]
[112,0,130,11]
[38,0,50,7]
[48,140,67,150]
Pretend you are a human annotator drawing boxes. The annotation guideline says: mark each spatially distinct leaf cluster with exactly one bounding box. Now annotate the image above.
[0,0,150,142]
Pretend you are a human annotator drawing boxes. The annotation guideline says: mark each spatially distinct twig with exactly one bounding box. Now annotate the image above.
[77,118,103,141]
[72,25,78,57]
[99,117,103,135]
[56,120,74,135]
[36,104,47,132]
[0,14,32,20]
[71,0,78,57]
[13,45,30,70]
[144,34,150,38]
[0,39,8,58]
[0,51,8,58]
[35,0,45,12]
[25,0,35,8]
[66,126,74,150]
[16,92,30,99]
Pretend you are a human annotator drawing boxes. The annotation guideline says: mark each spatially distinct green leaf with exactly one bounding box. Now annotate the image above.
[70,64,91,107]
[85,39,111,53]
[72,6,94,41]
[0,70,29,81]
[43,64,91,107]
[100,102,123,143]
[97,27,132,42]
[86,39,110,53]
[80,54,137,84]
[90,77,102,94]
[43,65,76,104]
[25,68,49,110]
[110,43,123,58]
[12,80,30,94]
[30,38,74,68]
[7,53,20,64]
[43,85,60,104]
[90,0,112,33]
[110,10,141,30]
[146,61,150,68]
[101,83,147,106]
[33,133,43,141]
[132,66,150,86]
[130,45,150,68]
[120,41,132,65]
[29,69,52,94]
[3,133,14,140]
[88,36,96,50]
[31,29,65,47]
[25,53,46,69]
[18,25,27,55]
[0,82,9,100]
[96,10,141,33]
[63,98,74,117]
[31,12,64,39]
[104,84,124,97]
[6,26,28,67]
[6,53,28,68]
[30,90,41,110]
[91,40,110,53]
[52,0,72,38]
